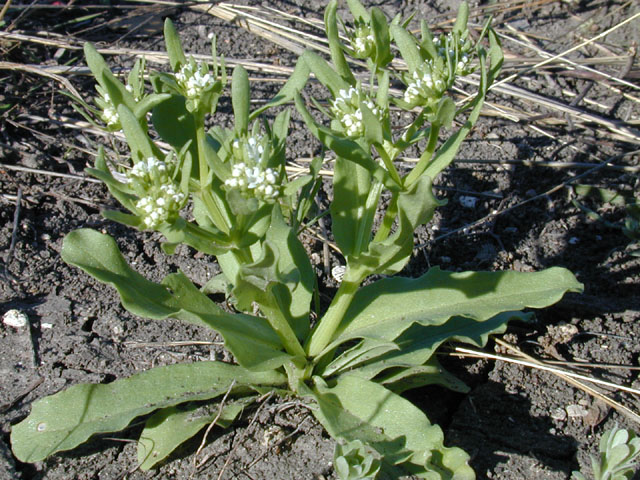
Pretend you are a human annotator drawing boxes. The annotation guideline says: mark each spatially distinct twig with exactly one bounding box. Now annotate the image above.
[0,0,12,24]
[492,338,640,425]
[451,345,640,396]
[0,162,102,183]
[194,379,237,468]
[0,61,83,100]
[242,414,313,472]
[493,10,640,91]
[422,150,638,246]
[123,340,223,348]
[211,392,274,479]
[7,187,22,262]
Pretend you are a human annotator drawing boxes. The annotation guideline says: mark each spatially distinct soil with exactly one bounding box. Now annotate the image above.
[1,0,640,479]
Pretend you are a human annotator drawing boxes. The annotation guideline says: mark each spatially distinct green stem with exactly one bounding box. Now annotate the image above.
[353,179,383,256]
[373,192,398,243]
[376,143,402,186]
[404,121,441,187]
[195,116,208,191]
[305,277,361,358]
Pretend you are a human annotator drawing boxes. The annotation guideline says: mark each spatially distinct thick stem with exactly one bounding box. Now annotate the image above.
[305,277,361,358]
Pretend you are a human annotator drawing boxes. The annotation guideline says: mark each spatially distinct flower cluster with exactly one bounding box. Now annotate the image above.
[403,32,475,107]
[175,61,214,105]
[127,156,186,229]
[224,135,280,201]
[330,86,383,138]
[349,20,375,58]
[433,33,474,75]
[101,94,119,126]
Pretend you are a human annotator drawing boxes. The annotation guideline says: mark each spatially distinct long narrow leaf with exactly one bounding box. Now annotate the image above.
[11,362,284,463]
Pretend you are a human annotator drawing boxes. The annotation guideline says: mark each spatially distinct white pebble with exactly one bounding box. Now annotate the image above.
[459,196,478,209]
[3,309,29,328]
[331,265,346,282]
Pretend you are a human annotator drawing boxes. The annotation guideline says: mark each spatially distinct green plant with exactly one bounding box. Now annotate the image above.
[10,2,583,478]
[572,425,640,480]
[572,184,640,256]
[335,439,382,480]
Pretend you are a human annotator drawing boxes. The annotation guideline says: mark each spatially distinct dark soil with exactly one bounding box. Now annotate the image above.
[1,0,640,479]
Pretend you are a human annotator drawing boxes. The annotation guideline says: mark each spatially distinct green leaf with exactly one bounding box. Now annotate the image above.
[232,208,312,357]
[324,1,356,86]
[232,65,250,135]
[250,58,310,119]
[331,157,373,258]
[390,25,421,73]
[138,397,254,470]
[346,0,370,21]
[302,50,350,97]
[361,102,383,145]
[331,266,583,346]
[11,362,285,463]
[377,357,470,395]
[352,175,442,278]
[370,7,392,67]
[152,95,198,176]
[61,229,291,371]
[435,97,456,129]
[311,375,475,479]
[164,18,186,71]
[453,2,469,35]
[351,311,531,381]
[118,104,155,161]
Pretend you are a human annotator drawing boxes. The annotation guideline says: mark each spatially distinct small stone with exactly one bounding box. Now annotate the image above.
[331,265,346,282]
[41,322,53,329]
[551,407,567,421]
[566,404,588,418]
[3,310,28,328]
[459,195,477,208]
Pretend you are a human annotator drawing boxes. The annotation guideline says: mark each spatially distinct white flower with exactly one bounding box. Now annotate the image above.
[350,21,375,58]
[330,86,382,138]
[403,60,447,106]
[224,136,279,201]
[176,61,215,106]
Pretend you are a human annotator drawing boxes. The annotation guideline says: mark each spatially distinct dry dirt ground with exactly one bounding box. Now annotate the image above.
[1,0,639,479]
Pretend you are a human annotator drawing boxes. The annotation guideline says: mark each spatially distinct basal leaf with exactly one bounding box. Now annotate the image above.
[312,375,475,479]
[353,311,531,381]
[11,362,285,463]
[330,267,582,348]
[61,229,291,371]
[138,397,254,470]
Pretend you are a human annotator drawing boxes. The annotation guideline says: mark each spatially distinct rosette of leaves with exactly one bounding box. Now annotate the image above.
[11,3,583,479]
[572,426,640,480]
[334,439,382,480]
